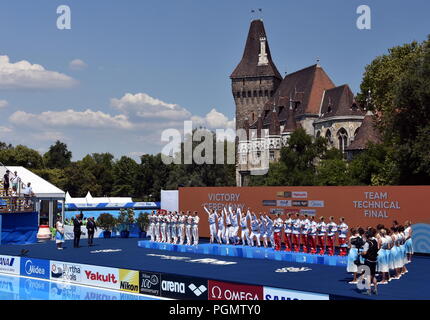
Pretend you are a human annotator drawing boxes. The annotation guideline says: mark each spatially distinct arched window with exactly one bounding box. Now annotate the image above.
[325,129,332,145]
[337,128,349,153]
[316,131,321,138]
[354,127,360,138]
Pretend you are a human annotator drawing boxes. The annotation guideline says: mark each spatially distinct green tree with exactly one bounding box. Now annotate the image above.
[0,145,44,169]
[165,129,236,190]
[316,151,354,186]
[112,156,139,197]
[43,141,72,169]
[62,161,101,197]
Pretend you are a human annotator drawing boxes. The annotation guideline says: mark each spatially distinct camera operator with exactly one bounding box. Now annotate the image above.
[360,227,379,295]
[347,227,365,283]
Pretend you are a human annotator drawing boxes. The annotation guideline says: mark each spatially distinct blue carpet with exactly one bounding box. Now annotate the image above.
[0,238,428,300]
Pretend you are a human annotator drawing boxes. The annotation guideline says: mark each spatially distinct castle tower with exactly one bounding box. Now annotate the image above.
[267,107,281,162]
[282,99,298,146]
[231,19,282,132]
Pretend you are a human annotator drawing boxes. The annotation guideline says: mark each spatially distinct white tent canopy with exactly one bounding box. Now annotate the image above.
[65,191,133,204]
[1,166,65,199]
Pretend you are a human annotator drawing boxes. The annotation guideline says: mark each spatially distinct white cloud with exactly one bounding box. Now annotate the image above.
[69,59,88,71]
[9,109,133,130]
[0,126,12,133]
[0,55,77,89]
[3,92,236,158]
[30,131,66,142]
[0,100,8,109]
[191,108,235,130]
[111,92,191,120]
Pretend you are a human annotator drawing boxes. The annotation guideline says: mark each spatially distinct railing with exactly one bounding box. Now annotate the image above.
[0,196,36,213]
[0,161,26,197]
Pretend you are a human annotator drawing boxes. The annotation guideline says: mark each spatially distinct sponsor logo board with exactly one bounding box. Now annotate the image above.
[308,200,325,208]
[276,200,292,207]
[160,274,207,300]
[269,208,284,215]
[20,258,50,280]
[262,200,277,206]
[119,269,139,293]
[300,209,317,215]
[276,192,292,198]
[292,200,308,207]
[50,261,83,283]
[0,255,20,275]
[208,280,263,300]
[292,192,308,199]
[81,264,120,290]
[139,271,161,296]
[264,286,329,300]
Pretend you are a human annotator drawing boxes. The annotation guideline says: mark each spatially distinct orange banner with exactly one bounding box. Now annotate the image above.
[179,186,430,240]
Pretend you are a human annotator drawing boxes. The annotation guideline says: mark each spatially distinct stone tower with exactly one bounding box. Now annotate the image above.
[230,19,282,132]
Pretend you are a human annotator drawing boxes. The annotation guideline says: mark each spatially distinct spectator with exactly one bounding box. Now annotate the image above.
[23,182,35,208]
[11,171,20,194]
[3,170,10,196]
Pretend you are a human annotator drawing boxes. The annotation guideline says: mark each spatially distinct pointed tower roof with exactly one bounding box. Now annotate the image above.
[256,112,264,138]
[283,103,298,134]
[269,107,280,135]
[230,19,282,79]
[346,111,382,151]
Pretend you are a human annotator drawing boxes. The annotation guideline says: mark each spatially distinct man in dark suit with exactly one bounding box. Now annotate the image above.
[73,214,83,248]
[86,217,97,246]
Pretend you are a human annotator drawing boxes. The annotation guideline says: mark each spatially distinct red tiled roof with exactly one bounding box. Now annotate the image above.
[346,112,382,151]
[320,85,365,118]
[264,64,336,116]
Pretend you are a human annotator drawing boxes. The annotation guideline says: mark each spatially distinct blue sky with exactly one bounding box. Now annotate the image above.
[0,0,429,160]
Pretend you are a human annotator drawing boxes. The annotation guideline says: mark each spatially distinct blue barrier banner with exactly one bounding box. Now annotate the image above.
[20,258,50,280]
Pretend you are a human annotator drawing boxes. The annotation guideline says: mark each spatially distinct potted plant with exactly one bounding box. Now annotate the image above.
[96,213,116,238]
[136,212,150,238]
[117,208,135,238]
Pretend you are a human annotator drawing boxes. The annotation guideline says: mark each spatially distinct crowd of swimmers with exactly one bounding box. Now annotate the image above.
[148,206,350,256]
[148,210,200,246]
[346,221,413,289]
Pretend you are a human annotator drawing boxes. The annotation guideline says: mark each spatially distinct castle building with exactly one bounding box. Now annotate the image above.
[231,19,372,186]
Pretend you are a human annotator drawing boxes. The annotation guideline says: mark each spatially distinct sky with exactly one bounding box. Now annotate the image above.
[0,0,429,161]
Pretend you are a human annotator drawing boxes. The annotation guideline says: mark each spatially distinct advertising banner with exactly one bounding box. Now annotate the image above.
[139,271,161,296]
[208,280,263,300]
[179,186,430,253]
[0,255,20,275]
[81,264,120,290]
[119,269,140,293]
[160,273,207,300]
[20,258,50,280]
[263,286,329,300]
[50,261,84,283]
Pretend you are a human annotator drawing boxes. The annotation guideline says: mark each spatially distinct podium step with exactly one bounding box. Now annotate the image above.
[138,240,347,267]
